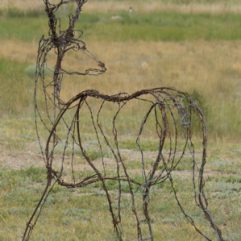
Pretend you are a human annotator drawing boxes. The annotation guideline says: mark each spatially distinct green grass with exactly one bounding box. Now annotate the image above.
[0,7,240,240]
[0,16,46,42]
[1,141,240,239]
[0,58,33,115]
[85,12,241,41]
[0,153,240,240]
[1,11,241,41]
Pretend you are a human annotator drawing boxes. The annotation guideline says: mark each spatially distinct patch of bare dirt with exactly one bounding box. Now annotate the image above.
[0,146,43,170]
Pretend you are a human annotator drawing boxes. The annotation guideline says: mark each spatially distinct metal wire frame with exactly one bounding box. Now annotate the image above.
[22,1,225,240]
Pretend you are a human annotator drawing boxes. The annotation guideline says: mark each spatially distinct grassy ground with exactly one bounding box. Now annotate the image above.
[2,0,241,13]
[2,11,241,41]
[0,39,240,138]
[0,141,240,240]
[0,1,241,241]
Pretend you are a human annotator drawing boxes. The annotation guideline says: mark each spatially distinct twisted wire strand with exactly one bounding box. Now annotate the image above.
[23,1,225,240]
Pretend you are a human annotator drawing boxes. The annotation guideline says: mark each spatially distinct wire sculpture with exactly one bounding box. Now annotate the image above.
[22,0,225,240]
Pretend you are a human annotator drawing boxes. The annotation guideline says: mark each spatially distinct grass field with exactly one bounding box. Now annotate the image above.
[0,1,240,241]
[2,0,241,13]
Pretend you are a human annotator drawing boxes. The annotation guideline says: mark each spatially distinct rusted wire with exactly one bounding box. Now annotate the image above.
[22,1,225,240]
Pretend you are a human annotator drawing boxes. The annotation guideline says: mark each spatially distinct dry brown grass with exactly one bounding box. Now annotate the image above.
[0,40,36,62]
[2,39,241,96]
[1,0,241,14]
[1,39,240,138]
[0,0,43,11]
[60,40,241,102]
[85,2,241,14]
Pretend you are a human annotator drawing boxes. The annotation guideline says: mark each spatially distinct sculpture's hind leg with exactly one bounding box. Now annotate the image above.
[190,103,225,241]
[22,173,55,241]
[168,172,225,241]
[141,186,154,241]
